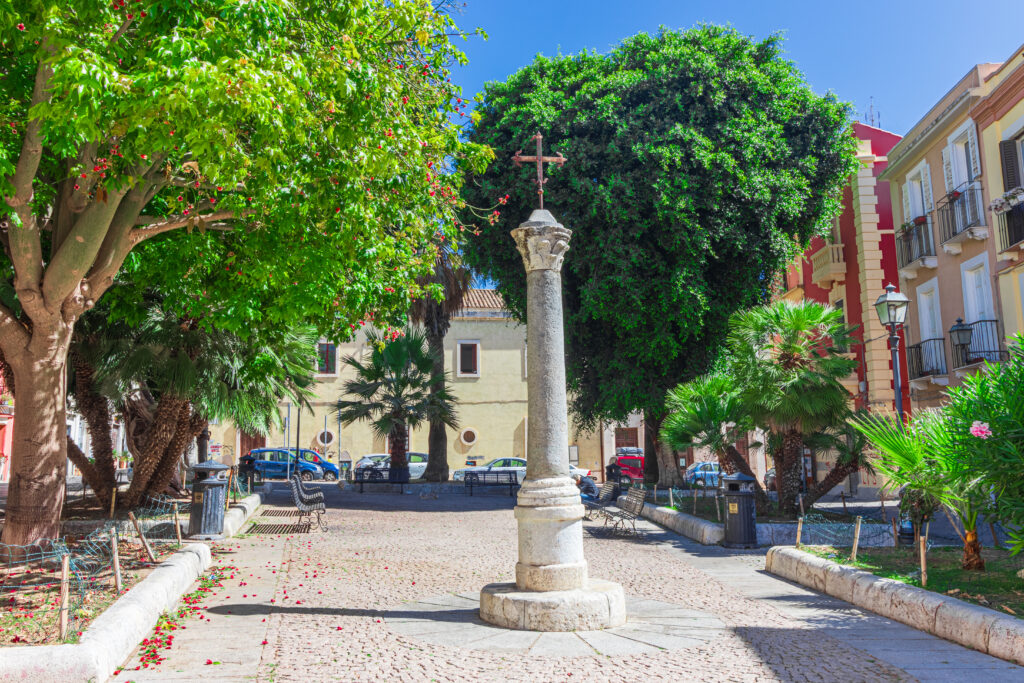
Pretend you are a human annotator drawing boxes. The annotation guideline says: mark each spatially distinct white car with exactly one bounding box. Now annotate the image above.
[453,457,590,483]
[355,452,429,479]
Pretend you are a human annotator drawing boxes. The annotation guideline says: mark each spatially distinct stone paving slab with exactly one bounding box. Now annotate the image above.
[108,485,1024,682]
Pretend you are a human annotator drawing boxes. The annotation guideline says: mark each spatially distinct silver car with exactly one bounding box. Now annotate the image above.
[355,452,429,479]
[453,457,590,483]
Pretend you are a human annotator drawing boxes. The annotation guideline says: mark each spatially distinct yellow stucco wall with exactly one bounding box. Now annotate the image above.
[208,311,606,476]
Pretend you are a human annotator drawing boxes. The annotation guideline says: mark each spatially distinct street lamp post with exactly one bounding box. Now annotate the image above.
[949,317,974,368]
[874,284,910,421]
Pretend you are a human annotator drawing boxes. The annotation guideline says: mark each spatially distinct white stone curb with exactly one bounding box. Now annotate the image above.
[765,545,1024,665]
[0,491,264,682]
[627,499,725,545]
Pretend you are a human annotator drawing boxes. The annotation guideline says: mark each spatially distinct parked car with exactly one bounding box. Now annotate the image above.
[684,461,721,488]
[614,448,644,484]
[453,457,589,483]
[355,452,429,479]
[240,448,324,482]
[289,448,340,481]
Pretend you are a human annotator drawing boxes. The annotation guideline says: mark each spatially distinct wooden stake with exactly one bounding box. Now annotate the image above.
[880,495,887,522]
[109,488,117,519]
[920,535,928,588]
[226,470,235,508]
[128,512,156,563]
[668,487,674,508]
[111,534,122,595]
[172,503,183,547]
[693,486,698,515]
[798,493,805,517]
[796,517,804,547]
[714,490,722,521]
[851,516,862,562]
[59,555,70,639]
[891,518,899,547]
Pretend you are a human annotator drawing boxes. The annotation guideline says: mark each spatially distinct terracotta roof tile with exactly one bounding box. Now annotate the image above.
[461,289,505,310]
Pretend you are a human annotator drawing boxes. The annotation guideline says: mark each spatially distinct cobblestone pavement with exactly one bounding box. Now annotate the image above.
[119,484,1024,682]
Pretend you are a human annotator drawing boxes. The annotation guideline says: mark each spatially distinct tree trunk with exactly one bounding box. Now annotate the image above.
[145,403,201,498]
[802,462,858,510]
[645,410,683,487]
[389,422,408,470]
[723,444,771,515]
[779,429,804,517]
[65,439,110,509]
[962,529,986,571]
[1,348,71,546]
[423,331,449,482]
[124,395,185,507]
[70,350,117,507]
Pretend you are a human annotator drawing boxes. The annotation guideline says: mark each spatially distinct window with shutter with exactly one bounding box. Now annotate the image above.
[941,147,954,192]
[966,125,981,179]
[901,184,912,225]
[1000,139,1022,192]
[457,341,480,377]
[921,165,934,210]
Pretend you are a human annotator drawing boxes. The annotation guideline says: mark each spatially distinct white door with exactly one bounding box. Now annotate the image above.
[918,288,942,373]
[962,263,994,361]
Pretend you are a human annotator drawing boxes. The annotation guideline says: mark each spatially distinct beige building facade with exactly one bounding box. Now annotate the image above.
[209,290,638,480]
[879,62,1012,410]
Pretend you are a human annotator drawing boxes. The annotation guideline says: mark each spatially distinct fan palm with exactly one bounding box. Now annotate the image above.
[408,247,472,481]
[728,299,858,515]
[662,371,770,512]
[800,415,874,509]
[852,409,987,570]
[335,328,458,482]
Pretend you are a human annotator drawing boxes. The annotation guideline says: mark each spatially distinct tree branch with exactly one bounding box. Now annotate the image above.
[129,209,252,243]
[108,16,135,48]
[0,301,30,352]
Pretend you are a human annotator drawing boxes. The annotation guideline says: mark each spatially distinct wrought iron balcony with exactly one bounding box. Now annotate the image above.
[907,338,948,380]
[937,185,987,254]
[950,319,1009,369]
[810,243,845,288]
[997,204,1024,254]
[896,219,937,279]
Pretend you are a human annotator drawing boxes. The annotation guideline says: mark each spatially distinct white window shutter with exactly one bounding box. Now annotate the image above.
[901,184,911,225]
[941,147,953,192]
[966,124,981,179]
[922,165,934,211]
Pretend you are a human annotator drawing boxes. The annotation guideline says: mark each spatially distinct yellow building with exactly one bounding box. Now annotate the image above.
[209,290,633,479]
[972,45,1024,340]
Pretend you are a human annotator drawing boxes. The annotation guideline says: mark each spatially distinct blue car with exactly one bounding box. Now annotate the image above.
[684,461,721,488]
[287,448,340,481]
[240,448,324,482]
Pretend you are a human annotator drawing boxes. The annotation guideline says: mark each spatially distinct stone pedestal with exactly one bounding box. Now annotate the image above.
[480,209,625,632]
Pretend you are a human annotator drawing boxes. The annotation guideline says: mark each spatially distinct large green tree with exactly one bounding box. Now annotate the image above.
[0,0,487,544]
[460,26,857,485]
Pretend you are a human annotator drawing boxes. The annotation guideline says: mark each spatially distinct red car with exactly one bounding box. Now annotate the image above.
[614,448,645,483]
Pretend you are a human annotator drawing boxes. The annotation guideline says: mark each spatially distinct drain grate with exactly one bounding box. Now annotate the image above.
[248,522,312,534]
[258,509,300,518]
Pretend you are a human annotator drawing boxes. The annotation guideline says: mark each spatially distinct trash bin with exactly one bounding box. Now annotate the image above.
[189,460,229,540]
[722,472,757,548]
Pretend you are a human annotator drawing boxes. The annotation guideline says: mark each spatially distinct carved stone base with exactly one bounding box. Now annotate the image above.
[479,579,626,632]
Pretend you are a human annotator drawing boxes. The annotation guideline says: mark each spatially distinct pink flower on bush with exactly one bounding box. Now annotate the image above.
[970,421,992,439]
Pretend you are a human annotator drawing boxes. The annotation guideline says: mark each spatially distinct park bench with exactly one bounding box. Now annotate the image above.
[352,467,406,493]
[601,486,647,535]
[464,471,519,497]
[292,474,324,503]
[583,481,618,519]
[288,475,327,531]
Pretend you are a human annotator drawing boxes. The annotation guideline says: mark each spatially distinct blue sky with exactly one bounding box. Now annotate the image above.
[449,0,1024,136]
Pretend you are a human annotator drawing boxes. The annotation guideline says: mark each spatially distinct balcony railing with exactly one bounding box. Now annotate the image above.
[938,185,985,245]
[997,204,1024,253]
[896,220,936,271]
[810,243,845,288]
[951,320,1009,369]
[907,338,947,379]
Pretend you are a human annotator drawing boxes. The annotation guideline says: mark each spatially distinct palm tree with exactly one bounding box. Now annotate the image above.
[335,328,458,482]
[408,247,472,481]
[728,299,858,515]
[800,416,874,509]
[662,371,770,513]
[852,410,987,570]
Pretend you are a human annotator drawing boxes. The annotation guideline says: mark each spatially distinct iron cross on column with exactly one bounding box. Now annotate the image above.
[511,132,567,209]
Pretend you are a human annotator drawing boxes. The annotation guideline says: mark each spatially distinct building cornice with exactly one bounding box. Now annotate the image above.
[972,61,1024,130]
[880,92,978,180]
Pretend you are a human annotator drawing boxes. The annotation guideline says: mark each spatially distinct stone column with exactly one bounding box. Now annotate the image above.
[480,209,625,632]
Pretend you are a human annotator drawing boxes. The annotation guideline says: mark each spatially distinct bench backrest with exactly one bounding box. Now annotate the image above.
[596,481,616,503]
[623,487,647,514]
[468,471,517,483]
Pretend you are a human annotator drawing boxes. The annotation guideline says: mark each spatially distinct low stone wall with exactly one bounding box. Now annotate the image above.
[339,481,495,495]
[631,501,724,545]
[0,491,264,682]
[766,546,1024,665]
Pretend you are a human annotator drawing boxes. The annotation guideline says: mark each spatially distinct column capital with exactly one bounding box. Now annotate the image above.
[511,209,572,272]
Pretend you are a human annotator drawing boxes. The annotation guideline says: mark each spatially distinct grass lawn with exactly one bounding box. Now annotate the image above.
[804,544,1024,618]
